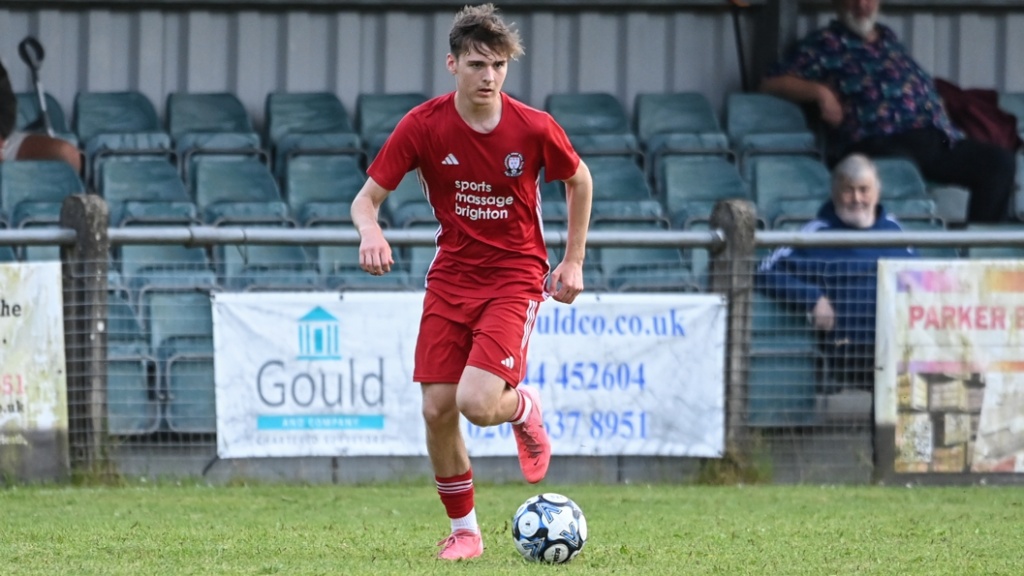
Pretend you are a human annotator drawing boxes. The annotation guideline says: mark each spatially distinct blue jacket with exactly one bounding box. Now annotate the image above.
[755,201,917,349]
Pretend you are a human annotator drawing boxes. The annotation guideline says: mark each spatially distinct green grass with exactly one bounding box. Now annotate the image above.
[1,483,1022,575]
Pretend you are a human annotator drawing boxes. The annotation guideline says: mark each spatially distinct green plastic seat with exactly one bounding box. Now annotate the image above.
[725,93,819,175]
[265,92,363,177]
[355,92,428,160]
[545,92,639,155]
[751,155,830,229]
[101,159,197,226]
[167,92,265,178]
[659,156,749,229]
[0,160,85,228]
[285,154,366,226]
[215,244,320,291]
[193,159,292,226]
[14,91,76,144]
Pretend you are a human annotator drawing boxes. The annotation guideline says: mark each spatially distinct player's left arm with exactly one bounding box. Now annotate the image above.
[549,159,593,304]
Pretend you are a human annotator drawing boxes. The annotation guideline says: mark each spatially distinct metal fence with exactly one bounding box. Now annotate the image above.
[8,197,1024,484]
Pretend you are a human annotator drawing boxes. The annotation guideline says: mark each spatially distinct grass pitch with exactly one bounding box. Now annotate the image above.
[1,482,1021,575]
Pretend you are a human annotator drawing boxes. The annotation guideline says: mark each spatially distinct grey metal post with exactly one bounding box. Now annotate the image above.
[752,0,800,88]
[708,199,758,450]
[60,194,110,471]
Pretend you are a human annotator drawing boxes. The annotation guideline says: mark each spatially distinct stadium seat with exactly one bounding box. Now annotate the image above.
[355,92,428,160]
[540,174,568,230]
[73,91,174,185]
[750,155,830,229]
[106,291,160,435]
[100,158,198,226]
[545,92,639,156]
[0,246,16,261]
[285,154,366,227]
[119,243,218,311]
[658,155,750,229]
[14,91,78,145]
[634,92,732,182]
[590,198,669,227]
[166,92,265,181]
[899,218,959,259]
[215,244,320,291]
[264,92,363,178]
[145,291,215,434]
[21,245,60,261]
[317,244,412,290]
[192,158,293,226]
[382,171,432,228]
[406,221,439,288]
[724,93,820,176]
[873,157,929,200]
[964,223,1024,259]
[164,355,216,434]
[998,92,1024,142]
[592,221,697,292]
[748,291,818,427]
[753,155,831,229]
[0,160,85,228]
[585,155,652,202]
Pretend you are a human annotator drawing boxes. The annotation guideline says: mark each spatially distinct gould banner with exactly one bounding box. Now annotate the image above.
[213,292,725,459]
[877,260,1024,474]
[0,262,69,481]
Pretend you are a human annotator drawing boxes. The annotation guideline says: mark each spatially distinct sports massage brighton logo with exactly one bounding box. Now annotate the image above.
[453,179,513,221]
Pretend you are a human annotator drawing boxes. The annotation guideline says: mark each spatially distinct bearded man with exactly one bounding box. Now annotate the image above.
[760,0,1016,224]
[756,154,917,389]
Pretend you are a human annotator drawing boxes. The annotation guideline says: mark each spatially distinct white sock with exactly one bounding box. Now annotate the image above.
[511,389,533,426]
[451,508,479,533]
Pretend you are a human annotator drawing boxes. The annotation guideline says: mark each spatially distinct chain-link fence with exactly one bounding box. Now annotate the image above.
[7,198,1024,484]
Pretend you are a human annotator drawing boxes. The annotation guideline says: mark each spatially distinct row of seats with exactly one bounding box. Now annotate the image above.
[0,151,947,232]
[19,87,1008,230]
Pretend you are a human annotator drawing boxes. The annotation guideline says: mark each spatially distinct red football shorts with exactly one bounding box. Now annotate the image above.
[413,289,542,386]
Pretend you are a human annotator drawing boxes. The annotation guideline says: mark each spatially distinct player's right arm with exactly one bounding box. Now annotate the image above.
[351,177,394,276]
[759,74,843,127]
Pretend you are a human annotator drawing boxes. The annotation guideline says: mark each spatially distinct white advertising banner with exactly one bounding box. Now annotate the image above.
[876,260,1024,473]
[214,292,726,459]
[0,262,69,478]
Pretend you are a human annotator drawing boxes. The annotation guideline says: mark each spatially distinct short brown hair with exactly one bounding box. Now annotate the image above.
[449,4,524,60]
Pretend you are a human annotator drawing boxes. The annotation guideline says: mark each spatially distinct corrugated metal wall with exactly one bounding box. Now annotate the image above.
[0,6,747,131]
[0,5,1020,132]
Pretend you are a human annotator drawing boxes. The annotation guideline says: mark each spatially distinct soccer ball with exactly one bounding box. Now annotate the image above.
[511,493,588,564]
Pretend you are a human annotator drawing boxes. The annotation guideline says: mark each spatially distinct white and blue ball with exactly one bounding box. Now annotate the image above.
[511,493,588,564]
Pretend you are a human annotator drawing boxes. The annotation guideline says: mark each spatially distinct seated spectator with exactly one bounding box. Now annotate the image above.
[760,0,1016,224]
[756,154,917,389]
[0,59,81,174]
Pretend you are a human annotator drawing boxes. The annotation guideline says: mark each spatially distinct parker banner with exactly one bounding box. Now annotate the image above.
[0,262,69,481]
[213,292,726,459]
[876,260,1024,474]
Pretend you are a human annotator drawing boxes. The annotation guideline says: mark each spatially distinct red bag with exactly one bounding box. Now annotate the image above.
[935,77,1023,152]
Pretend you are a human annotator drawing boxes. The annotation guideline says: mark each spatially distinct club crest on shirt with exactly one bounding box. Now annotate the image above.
[504,152,524,177]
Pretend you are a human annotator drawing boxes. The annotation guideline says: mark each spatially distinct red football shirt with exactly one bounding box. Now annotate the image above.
[367,92,580,299]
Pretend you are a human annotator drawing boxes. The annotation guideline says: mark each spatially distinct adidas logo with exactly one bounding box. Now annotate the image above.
[501,356,515,369]
[442,153,459,165]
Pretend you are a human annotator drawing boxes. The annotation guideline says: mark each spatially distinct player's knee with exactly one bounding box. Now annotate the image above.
[456,395,494,426]
[421,398,459,428]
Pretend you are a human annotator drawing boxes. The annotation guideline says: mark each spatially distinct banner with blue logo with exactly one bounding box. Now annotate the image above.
[213,292,725,458]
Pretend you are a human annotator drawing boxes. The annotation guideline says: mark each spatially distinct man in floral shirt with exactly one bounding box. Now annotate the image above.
[760,0,1016,223]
